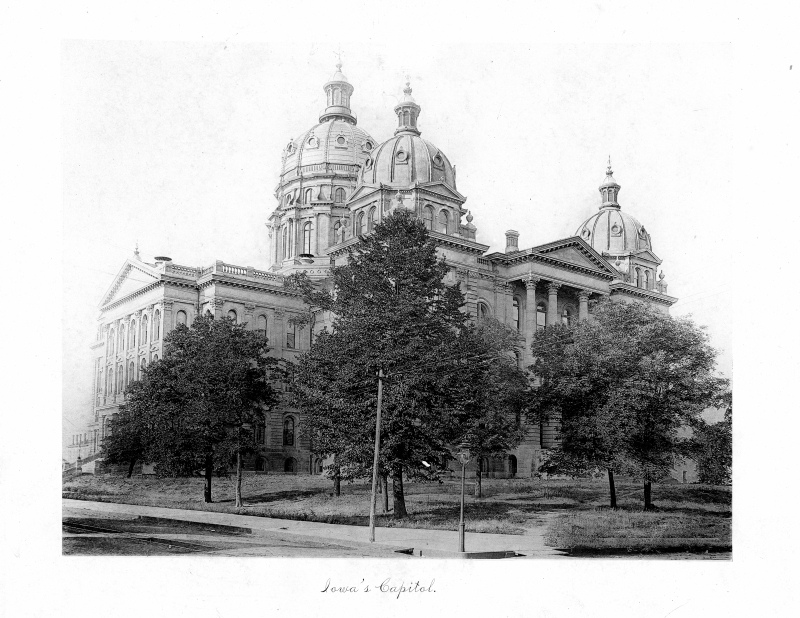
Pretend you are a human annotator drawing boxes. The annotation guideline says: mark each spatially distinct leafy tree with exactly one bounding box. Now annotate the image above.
[685,391,732,484]
[105,315,282,504]
[288,208,523,518]
[450,318,528,498]
[530,299,728,509]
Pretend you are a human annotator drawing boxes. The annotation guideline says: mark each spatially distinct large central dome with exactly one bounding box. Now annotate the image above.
[275,63,377,205]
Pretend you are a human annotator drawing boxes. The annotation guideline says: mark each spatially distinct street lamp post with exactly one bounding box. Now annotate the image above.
[456,443,472,553]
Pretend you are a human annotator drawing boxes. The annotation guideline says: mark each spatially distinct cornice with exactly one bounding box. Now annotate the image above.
[609,282,678,306]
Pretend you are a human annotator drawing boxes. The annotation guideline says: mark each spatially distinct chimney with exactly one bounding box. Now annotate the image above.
[505,230,520,253]
[154,256,172,268]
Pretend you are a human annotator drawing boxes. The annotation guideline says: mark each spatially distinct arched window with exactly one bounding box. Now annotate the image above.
[227,309,237,322]
[153,310,161,340]
[257,315,267,338]
[108,329,115,355]
[129,320,136,348]
[152,353,159,362]
[176,310,187,326]
[645,270,651,290]
[119,326,126,352]
[141,315,149,344]
[508,455,518,477]
[284,457,297,473]
[423,206,433,230]
[438,209,449,234]
[367,206,377,232]
[117,366,124,393]
[283,417,295,446]
[128,361,135,386]
[333,221,341,244]
[536,302,547,330]
[140,357,147,371]
[358,212,366,236]
[561,308,572,326]
[635,268,642,288]
[302,222,312,254]
[282,226,288,259]
[334,188,346,203]
[106,367,113,395]
[304,188,313,204]
[477,302,489,320]
[512,298,520,331]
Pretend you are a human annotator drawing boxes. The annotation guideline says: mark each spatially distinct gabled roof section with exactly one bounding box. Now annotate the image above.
[99,259,162,308]
[630,248,663,264]
[415,181,466,202]
[484,236,619,278]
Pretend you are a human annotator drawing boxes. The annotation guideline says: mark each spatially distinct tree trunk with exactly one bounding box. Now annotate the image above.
[607,468,617,508]
[644,481,653,510]
[392,465,408,519]
[474,467,482,498]
[333,466,341,497]
[235,450,243,508]
[204,454,213,503]
[126,457,137,478]
[381,474,389,513]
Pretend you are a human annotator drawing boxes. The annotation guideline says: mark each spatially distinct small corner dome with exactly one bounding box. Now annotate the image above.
[360,134,457,190]
[576,208,653,254]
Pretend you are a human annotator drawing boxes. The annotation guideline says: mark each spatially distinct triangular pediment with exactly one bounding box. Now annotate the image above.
[631,248,662,264]
[416,181,466,202]
[347,183,380,203]
[531,237,618,275]
[100,260,161,307]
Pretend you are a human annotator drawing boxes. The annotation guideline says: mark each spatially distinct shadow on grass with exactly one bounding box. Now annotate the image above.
[217,489,324,505]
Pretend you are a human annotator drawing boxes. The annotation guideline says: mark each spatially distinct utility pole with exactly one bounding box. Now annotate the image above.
[368,368,385,542]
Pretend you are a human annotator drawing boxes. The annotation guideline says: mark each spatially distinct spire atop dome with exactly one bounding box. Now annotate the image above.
[133,242,140,260]
[599,157,621,209]
[320,62,357,124]
[394,79,421,136]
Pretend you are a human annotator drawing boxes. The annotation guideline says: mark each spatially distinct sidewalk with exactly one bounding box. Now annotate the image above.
[63,499,566,558]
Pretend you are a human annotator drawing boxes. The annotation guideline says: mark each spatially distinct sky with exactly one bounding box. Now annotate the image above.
[62,41,735,450]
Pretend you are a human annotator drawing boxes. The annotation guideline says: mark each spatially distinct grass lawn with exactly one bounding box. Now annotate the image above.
[63,473,731,555]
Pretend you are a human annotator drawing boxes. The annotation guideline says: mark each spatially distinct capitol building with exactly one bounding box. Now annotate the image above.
[69,64,677,479]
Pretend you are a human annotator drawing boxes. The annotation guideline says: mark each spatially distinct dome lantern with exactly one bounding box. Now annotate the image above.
[319,62,357,124]
[599,156,621,209]
[394,81,421,136]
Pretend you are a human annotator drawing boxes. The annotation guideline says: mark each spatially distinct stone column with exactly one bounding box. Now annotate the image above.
[578,290,590,321]
[243,303,255,330]
[521,274,539,363]
[546,282,561,327]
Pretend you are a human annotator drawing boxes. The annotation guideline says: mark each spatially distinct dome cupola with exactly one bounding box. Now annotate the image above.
[319,62,356,124]
[599,156,621,208]
[394,81,421,136]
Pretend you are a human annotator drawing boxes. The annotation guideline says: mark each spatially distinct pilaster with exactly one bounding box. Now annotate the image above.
[243,303,256,330]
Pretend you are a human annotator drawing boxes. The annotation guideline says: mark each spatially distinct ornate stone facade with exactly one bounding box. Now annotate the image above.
[76,65,677,478]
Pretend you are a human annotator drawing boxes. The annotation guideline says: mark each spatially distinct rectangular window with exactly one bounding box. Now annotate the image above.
[286,324,296,349]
